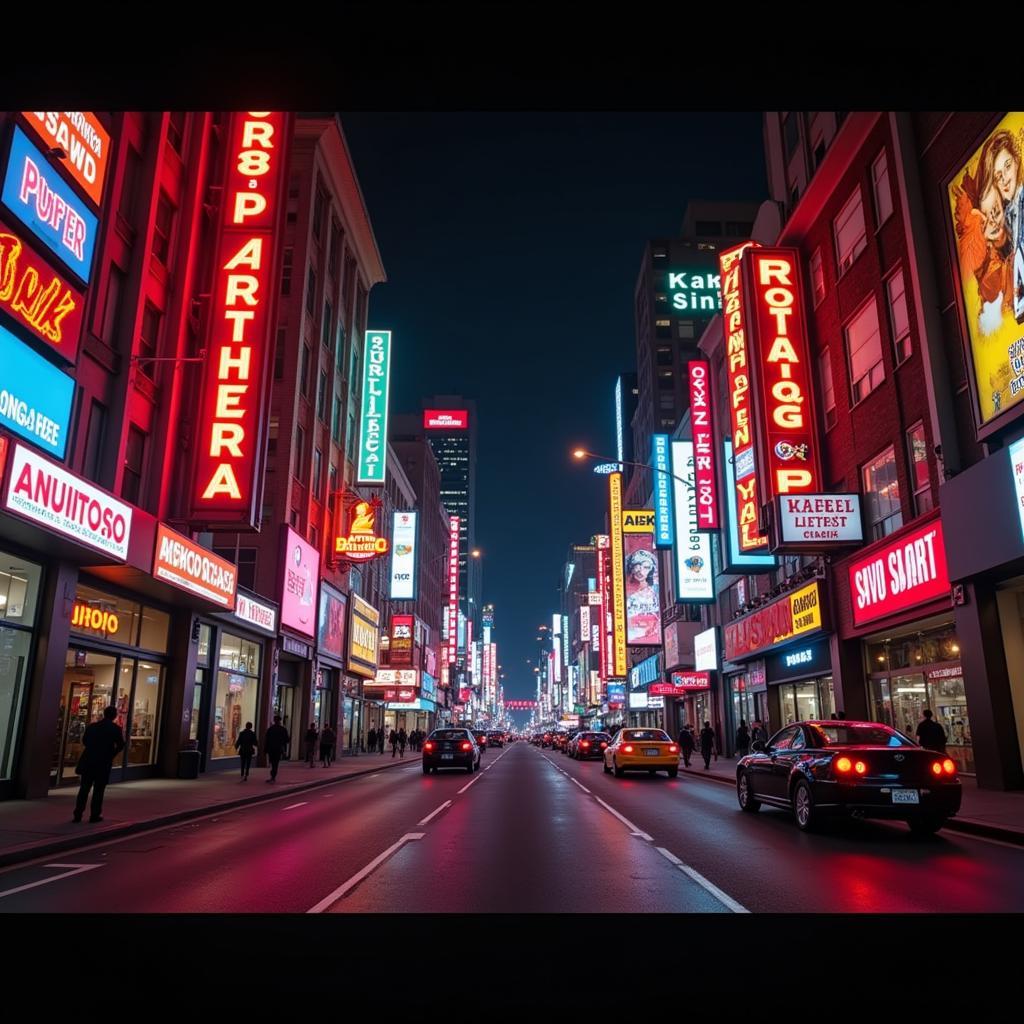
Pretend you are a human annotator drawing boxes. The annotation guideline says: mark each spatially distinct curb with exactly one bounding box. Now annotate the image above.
[680,763,1024,847]
[0,758,418,870]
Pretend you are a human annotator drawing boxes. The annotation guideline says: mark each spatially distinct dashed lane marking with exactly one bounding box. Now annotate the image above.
[570,778,591,794]
[0,862,103,901]
[306,833,426,913]
[283,802,308,811]
[592,796,653,842]
[655,846,749,913]
[417,801,452,826]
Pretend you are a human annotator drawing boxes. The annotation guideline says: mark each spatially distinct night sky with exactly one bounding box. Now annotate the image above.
[341,113,767,707]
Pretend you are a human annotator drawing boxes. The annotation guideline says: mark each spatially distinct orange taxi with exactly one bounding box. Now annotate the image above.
[603,728,680,778]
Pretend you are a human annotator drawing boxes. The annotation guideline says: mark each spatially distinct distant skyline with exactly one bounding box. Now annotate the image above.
[341,113,767,701]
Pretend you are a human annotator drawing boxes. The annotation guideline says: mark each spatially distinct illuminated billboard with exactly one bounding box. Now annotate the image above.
[389,510,418,599]
[317,583,347,661]
[357,330,392,484]
[347,593,381,678]
[688,360,719,529]
[389,613,415,666]
[661,262,723,318]
[948,113,1024,434]
[280,525,319,638]
[423,409,468,430]
[670,441,714,601]
[651,434,674,547]
[608,474,627,677]
[334,497,389,562]
[190,112,291,528]
[621,510,661,646]
[21,112,110,208]
[153,523,237,609]
[723,440,777,572]
[447,515,460,663]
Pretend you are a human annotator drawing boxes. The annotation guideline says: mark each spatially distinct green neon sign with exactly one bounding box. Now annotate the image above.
[357,330,392,485]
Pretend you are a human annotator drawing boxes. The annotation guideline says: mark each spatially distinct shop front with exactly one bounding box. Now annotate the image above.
[316,582,348,736]
[627,654,664,729]
[344,592,380,754]
[764,639,835,727]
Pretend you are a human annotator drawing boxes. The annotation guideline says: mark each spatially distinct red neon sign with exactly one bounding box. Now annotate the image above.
[688,359,719,529]
[0,219,84,362]
[743,248,822,500]
[334,498,390,562]
[447,515,460,663]
[719,242,768,552]
[423,409,468,430]
[191,112,291,527]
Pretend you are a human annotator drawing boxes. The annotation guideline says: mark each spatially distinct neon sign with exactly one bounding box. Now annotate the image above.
[21,112,111,208]
[448,515,460,663]
[190,112,290,528]
[71,601,119,636]
[334,498,390,562]
[688,360,719,529]
[609,473,627,677]
[357,330,392,484]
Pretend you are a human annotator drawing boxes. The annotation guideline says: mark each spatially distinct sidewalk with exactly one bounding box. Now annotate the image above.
[679,755,1024,844]
[0,750,418,868]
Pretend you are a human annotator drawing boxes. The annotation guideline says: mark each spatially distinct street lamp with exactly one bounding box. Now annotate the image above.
[572,447,692,490]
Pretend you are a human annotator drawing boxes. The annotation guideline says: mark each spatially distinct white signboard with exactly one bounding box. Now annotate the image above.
[671,441,713,600]
[371,669,419,685]
[228,592,278,636]
[389,510,418,599]
[694,626,718,671]
[5,443,132,560]
[777,493,863,545]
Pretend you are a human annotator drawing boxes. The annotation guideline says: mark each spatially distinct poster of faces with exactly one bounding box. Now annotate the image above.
[623,532,661,645]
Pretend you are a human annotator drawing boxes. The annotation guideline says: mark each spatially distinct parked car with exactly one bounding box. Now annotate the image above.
[471,730,489,753]
[422,729,481,774]
[736,720,962,834]
[603,728,679,778]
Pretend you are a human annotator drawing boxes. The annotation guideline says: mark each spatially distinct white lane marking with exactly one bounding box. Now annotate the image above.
[283,802,308,811]
[417,801,452,826]
[369,774,381,779]
[570,778,591,794]
[631,832,653,840]
[592,796,653,841]
[307,833,425,913]
[655,846,749,913]
[457,774,483,794]
[0,862,103,900]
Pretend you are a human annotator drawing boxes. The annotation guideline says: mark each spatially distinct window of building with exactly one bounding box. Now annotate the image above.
[295,425,305,468]
[656,346,673,366]
[100,266,125,348]
[281,247,293,296]
[274,329,286,381]
[118,145,142,225]
[907,422,933,515]
[212,633,261,759]
[355,284,367,334]
[655,320,672,340]
[317,370,328,421]
[677,321,695,340]
[322,301,332,348]
[349,337,360,393]
[834,187,867,275]
[329,464,338,509]
[845,298,885,404]
[725,221,753,236]
[862,446,903,540]
[336,322,346,374]
[328,221,341,278]
[312,188,326,241]
[658,370,674,390]
[267,415,279,459]
[152,193,174,265]
[346,411,356,460]
[83,399,108,483]
[886,267,912,365]
[122,425,146,505]
[138,304,161,366]
[810,247,826,307]
[300,344,311,397]
[332,395,342,444]
[166,112,186,156]
[313,447,323,498]
[659,393,675,410]
[290,508,299,529]
[819,348,836,430]
[872,149,894,226]
[783,113,800,158]
[306,267,316,316]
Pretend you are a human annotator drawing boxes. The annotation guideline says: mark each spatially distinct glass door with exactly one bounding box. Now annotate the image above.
[889,673,927,741]
[55,649,117,785]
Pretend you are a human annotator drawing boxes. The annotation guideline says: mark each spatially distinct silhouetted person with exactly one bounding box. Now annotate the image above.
[377,728,385,754]
[320,725,336,767]
[735,720,750,759]
[305,722,319,767]
[678,725,695,767]
[265,715,289,782]
[368,727,377,754]
[235,721,257,780]
[916,709,947,752]
[390,728,399,757]
[699,721,715,771]
[73,706,125,823]
[751,721,768,746]
[398,727,407,757]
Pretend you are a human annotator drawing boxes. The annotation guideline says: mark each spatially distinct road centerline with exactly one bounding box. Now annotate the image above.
[306,833,426,913]
[417,800,452,826]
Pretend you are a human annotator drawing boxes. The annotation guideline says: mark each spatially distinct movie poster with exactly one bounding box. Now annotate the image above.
[623,532,662,645]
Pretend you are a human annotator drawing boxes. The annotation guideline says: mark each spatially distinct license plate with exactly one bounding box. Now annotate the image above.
[644,748,660,757]
[441,754,454,761]
[891,789,919,804]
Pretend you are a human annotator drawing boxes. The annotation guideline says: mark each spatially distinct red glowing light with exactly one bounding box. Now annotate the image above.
[854,760,867,775]
[943,759,956,775]
[931,761,943,776]
[835,757,853,773]
[623,745,634,754]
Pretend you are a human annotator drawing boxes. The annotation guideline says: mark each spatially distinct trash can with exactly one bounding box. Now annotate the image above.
[177,748,201,779]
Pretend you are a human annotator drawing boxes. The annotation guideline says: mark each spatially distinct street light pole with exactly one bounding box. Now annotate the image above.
[571,448,693,491]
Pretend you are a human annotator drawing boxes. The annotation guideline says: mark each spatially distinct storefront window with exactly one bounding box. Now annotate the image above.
[70,584,140,646]
[212,633,260,758]
[138,607,170,652]
[0,550,42,780]
[128,662,162,766]
[56,649,116,783]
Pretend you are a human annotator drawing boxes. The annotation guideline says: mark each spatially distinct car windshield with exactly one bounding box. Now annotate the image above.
[584,733,609,740]
[624,730,669,741]
[432,730,468,741]
[808,724,914,747]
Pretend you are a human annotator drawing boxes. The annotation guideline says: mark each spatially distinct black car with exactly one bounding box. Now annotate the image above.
[422,729,481,774]
[736,720,962,834]
[472,729,489,753]
[571,731,611,760]
[487,730,505,748]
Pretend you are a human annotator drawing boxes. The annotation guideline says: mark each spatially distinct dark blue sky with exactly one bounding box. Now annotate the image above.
[341,113,767,706]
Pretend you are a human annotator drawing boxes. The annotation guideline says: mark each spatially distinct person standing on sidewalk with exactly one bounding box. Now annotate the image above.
[265,715,289,783]
[398,727,407,757]
[389,728,399,757]
[235,721,258,780]
[916,709,948,752]
[678,725,695,768]
[368,727,377,756]
[72,706,125,823]
[305,722,319,767]
[735,720,750,759]
[699,721,715,771]
[319,724,336,767]
[378,727,386,754]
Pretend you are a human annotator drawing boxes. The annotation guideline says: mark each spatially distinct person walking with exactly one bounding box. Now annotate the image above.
[235,721,258,780]
[320,724,336,767]
[305,722,319,767]
[398,727,407,758]
[367,727,376,755]
[72,706,125,823]
[378,727,386,754]
[389,728,399,757]
[916,709,948,752]
[734,720,750,759]
[264,714,289,783]
[678,724,695,768]
[699,721,716,771]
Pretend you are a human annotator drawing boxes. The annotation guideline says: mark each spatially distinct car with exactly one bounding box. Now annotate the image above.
[560,730,580,754]
[540,732,554,748]
[570,731,611,760]
[735,720,963,834]
[531,734,544,746]
[487,730,505,748]
[471,729,489,753]
[552,732,570,753]
[603,728,679,777]
[422,728,481,774]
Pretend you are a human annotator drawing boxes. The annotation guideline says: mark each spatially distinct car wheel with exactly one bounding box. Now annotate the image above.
[422,763,431,775]
[668,767,678,778]
[603,759,611,774]
[614,759,625,778]
[737,771,760,812]
[908,815,946,836]
[792,779,817,832]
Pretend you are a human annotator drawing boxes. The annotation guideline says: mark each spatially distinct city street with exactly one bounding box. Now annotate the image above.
[2,742,1021,913]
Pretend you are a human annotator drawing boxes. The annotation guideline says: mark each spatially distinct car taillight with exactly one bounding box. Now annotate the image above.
[461,742,472,751]
[854,760,867,775]
[931,761,943,776]
[600,742,607,748]
[581,741,590,748]
[424,742,435,752]
[623,745,634,753]
[834,756,853,774]
[942,758,956,775]
[669,745,678,753]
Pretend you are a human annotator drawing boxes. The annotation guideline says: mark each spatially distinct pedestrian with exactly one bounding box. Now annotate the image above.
[235,721,258,780]
[751,720,768,747]
[413,729,421,752]
[390,728,399,757]
[378,728,386,754]
[398,727,407,757]
[699,721,715,771]
[320,724,336,767]
[305,722,319,767]
[735,719,750,759]
[916,708,948,752]
[678,725,695,768]
[72,706,125,823]
[265,714,289,782]
[368,726,377,755]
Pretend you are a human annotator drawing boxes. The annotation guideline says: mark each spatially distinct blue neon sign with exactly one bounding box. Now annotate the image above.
[0,323,74,458]
[2,126,99,283]
[723,439,776,570]
[652,433,674,548]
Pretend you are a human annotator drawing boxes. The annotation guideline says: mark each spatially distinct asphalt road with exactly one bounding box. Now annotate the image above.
[1,742,1021,913]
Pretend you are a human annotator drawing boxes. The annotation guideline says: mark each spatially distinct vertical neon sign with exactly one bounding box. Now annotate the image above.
[609,473,627,678]
[447,515,460,663]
